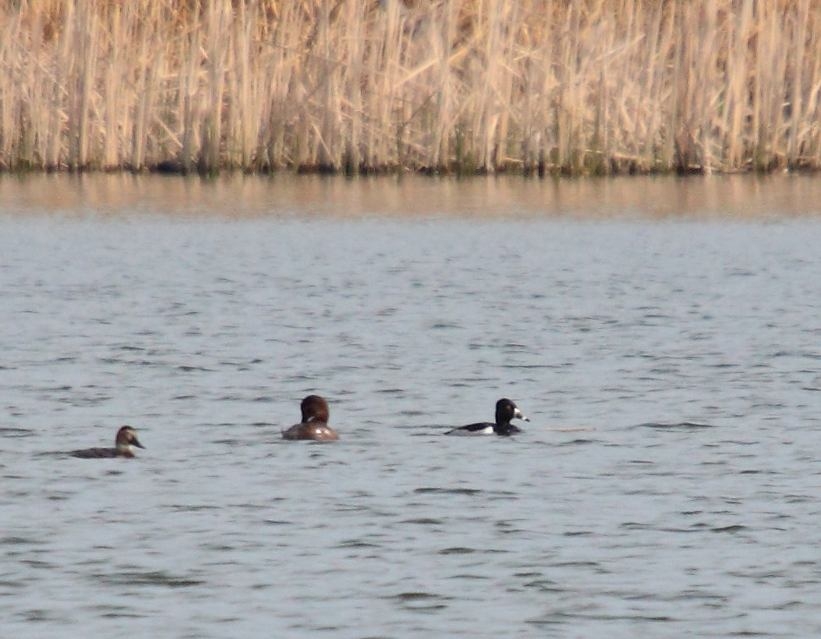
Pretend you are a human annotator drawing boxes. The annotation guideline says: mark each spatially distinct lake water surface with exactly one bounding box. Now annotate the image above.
[1,174,820,638]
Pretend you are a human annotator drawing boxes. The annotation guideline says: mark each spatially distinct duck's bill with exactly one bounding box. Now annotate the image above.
[514,409,530,422]
[133,439,146,449]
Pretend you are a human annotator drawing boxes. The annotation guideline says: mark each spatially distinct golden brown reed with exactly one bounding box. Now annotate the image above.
[0,0,819,175]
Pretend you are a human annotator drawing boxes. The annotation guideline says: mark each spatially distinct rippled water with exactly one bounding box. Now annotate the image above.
[1,174,820,638]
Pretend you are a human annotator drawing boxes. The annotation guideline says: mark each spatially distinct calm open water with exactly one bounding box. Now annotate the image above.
[1,174,820,638]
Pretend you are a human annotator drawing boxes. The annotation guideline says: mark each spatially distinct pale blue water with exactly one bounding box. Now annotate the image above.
[1,174,820,638]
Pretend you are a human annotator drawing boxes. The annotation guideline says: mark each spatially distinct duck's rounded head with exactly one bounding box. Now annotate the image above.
[495,398,529,425]
[300,395,330,423]
[115,425,145,453]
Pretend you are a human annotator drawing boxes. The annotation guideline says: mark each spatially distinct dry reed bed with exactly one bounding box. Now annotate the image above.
[0,0,819,175]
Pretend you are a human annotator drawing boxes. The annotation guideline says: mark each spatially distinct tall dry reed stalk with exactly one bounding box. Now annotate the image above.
[0,0,819,175]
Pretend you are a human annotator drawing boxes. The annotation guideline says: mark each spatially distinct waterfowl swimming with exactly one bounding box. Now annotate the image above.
[445,398,529,436]
[282,395,339,441]
[70,425,146,458]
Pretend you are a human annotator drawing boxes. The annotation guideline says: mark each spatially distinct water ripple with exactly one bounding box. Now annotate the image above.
[2,186,820,638]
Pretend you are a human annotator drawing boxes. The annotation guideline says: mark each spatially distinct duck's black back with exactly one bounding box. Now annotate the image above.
[70,447,121,458]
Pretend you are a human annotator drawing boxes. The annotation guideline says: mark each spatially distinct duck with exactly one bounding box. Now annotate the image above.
[445,398,529,436]
[70,425,146,458]
[282,395,339,441]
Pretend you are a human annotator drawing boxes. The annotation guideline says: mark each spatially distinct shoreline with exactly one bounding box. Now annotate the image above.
[1,161,819,179]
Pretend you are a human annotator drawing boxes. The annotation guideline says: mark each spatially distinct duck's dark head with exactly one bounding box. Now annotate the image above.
[495,398,529,426]
[300,395,330,423]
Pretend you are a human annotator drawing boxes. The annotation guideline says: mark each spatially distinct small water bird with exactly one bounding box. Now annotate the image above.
[282,395,340,441]
[445,398,529,436]
[70,425,146,458]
